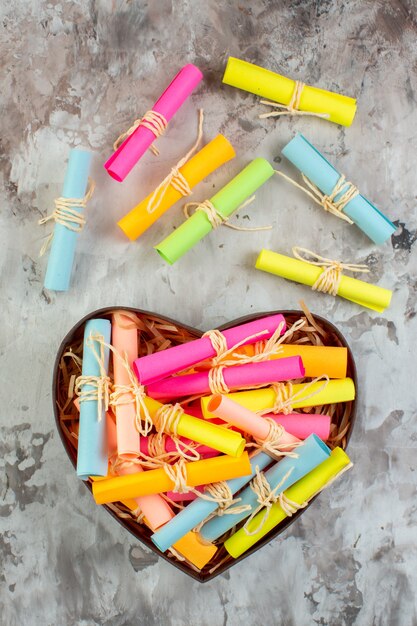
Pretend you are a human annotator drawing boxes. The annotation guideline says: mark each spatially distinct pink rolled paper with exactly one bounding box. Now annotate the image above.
[147,356,304,400]
[139,435,219,459]
[207,394,300,449]
[105,64,203,181]
[166,486,204,502]
[112,314,140,457]
[265,413,331,441]
[105,414,174,531]
[133,314,286,385]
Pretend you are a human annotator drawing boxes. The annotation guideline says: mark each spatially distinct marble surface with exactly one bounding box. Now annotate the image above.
[1,1,417,624]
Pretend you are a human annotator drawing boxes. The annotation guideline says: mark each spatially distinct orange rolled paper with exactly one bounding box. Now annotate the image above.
[234,343,347,379]
[172,532,217,570]
[92,452,251,504]
[117,134,236,241]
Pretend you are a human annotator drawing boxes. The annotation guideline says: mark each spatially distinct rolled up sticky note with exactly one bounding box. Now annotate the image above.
[201,378,355,420]
[147,356,304,401]
[224,447,351,558]
[105,411,174,530]
[105,64,203,182]
[151,451,272,552]
[77,319,111,479]
[207,394,299,448]
[234,343,347,379]
[266,413,331,441]
[200,434,330,542]
[154,158,275,264]
[172,531,218,570]
[118,135,236,240]
[256,249,392,313]
[134,313,285,385]
[92,451,252,504]
[222,57,357,127]
[142,396,246,457]
[43,149,92,292]
[111,313,140,457]
[281,134,396,244]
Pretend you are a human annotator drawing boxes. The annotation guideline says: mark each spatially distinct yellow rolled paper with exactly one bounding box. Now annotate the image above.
[256,249,392,313]
[225,447,351,558]
[201,378,355,420]
[223,57,357,127]
[143,396,246,457]
[92,452,252,504]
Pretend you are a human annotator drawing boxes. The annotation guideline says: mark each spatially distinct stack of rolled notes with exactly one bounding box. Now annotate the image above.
[66,309,354,571]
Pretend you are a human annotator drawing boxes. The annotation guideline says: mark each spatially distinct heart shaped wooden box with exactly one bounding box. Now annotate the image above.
[53,307,357,582]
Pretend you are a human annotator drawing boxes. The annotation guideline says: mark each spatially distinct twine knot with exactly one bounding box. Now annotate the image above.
[225,318,305,367]
[208,365,230,395]
[113,110,167,154]
[38,178,95,256]
[254,418,300,458]
[259,375,330,416]
[259,80,330,120]
[75,332,111,421]
[292,247,369,297]
[269,382,294,415]
[164,458,189,494]
[275,169,358,224]
[243,466,294,535]
[146,109,204,214]
[205,482,251,515]
[153,403,184,437]
[184,195,272,232]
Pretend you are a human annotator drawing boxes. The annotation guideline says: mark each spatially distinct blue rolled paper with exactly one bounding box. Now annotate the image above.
[151,451,273,553]
[281,134,396,245]
[200,434,330,542]
[44,149,92,291]
[77,319,111,480]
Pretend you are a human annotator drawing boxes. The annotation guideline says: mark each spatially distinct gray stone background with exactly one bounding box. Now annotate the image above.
[1,1,416,624]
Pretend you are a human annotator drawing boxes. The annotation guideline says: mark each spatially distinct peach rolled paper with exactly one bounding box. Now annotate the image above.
[207,395,299,448]
[201,378,355,419]
[105,64,203,182]
[117,134,236,241]
[184,409,330,440]
[111,313,140,457]
[146,356,304,401]
[232,343,348,379]
[103,406,174,530]
[92,452,252,504]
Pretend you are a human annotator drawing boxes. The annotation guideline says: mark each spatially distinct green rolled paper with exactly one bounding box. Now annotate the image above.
[224,447,351,558]
[155,158,274,264]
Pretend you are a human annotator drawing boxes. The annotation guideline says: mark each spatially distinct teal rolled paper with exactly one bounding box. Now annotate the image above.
[77,319,111,480]
[200,434,330,542]
[281,134,396,245]
[44,149,92,291]
[155,157,274,264]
